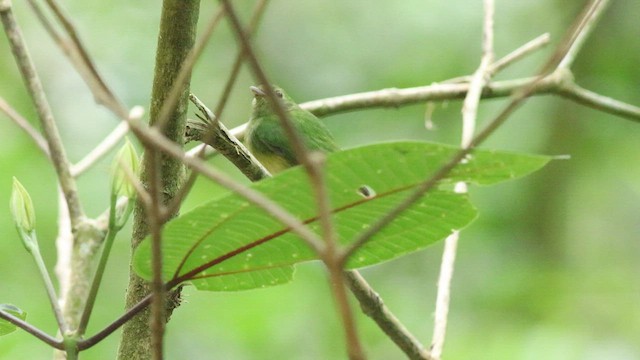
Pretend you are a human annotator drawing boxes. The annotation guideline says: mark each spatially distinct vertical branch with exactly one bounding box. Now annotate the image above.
[117,1,199,359]
[310,156,365,360]
[146,149,166,360]
[431,1,494,359]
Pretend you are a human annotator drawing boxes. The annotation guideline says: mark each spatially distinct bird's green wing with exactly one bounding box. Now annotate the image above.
[291,110,340,154]
[250,117,298,167]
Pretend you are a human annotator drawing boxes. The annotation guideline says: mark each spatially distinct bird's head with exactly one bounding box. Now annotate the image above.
[250,85,299,118]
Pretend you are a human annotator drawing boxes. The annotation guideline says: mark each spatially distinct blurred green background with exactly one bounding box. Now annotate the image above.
[1,1,638,359]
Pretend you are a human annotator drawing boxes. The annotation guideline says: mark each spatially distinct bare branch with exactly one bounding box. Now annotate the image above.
[71,120,130,177]
[1,0,84,225]
[555,81,640,122]
[490,33,550,75]
[432,2,494,357]
[558,0,610,70]
[0,309,63,350]
[0,95,49,156]
[30,0,129,118]
[345,271,430,360]
[188,93,271,181]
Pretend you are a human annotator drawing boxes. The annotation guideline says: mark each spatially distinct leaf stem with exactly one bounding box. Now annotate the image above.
[0,309,63,349]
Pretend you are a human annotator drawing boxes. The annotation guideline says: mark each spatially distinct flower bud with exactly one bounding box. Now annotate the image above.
[10,177,36,234]
[111,139,140,199]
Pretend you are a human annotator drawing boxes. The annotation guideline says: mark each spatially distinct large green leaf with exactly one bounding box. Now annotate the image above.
[0,304,27,336]
[134,141,550,291]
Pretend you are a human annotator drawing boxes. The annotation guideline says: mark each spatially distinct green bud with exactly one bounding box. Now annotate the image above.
[10,177,36,233]
[111,138,140,199]
[10,177,38,252]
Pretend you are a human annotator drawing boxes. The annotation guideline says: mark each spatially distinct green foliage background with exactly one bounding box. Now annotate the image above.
[0,1,638,359]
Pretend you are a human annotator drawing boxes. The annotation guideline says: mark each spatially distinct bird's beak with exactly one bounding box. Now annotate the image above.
[250,86,266,97]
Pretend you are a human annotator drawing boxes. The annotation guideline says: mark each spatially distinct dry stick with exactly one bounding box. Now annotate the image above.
[490,33,550,75]
[431,1,494,359]
[71,120,130,177]
[0,0,84,227]
[555,82,640,120]
[35,0,128,118]
[0,95,50,156]
[439,32,550,87]
[308,155,363,360]
[557,0,609,70]
[165,0,269,219]
[187,93,270,181]
[194,68,638,157]
[218,1,365,358]
[344,271,430,360]
[213,0,268,122]
[300,79,639,123]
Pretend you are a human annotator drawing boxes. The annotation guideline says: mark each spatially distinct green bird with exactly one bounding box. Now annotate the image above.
[245,85,339,174]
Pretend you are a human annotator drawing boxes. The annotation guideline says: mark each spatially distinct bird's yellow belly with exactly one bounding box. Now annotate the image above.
[254,152,293,174]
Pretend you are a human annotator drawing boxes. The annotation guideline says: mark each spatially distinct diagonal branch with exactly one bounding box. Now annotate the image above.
[0,95,50,157]
[1,0,84,226]
[29,0,129,118]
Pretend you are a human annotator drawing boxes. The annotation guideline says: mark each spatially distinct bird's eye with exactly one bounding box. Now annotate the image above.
[275,90,283,98]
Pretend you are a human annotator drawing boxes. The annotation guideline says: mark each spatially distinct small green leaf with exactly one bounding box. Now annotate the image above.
[134,141,550,291]
[0,304,27,336]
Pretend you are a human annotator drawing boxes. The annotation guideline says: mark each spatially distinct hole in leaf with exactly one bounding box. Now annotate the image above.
[357,185,376,199]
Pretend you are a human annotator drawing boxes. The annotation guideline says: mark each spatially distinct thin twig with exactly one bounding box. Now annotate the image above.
[219,0,315,175]
[490,33,550,75]
[209,70,638,152]
[71,120,130,177]
[0,0,84,226]
[310,155,365,360]
[344,271,430,360]
[78,294,154,351]
[166,1,269,218]
[0,309,63,350]
[557,0,610,70]
[555,81,640,121]
[341,0,603,273]
[0,95,49,156]
[219,1,366,357]
[36,0,128,117]
[431,2,494,357]
[213,0,268,121]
